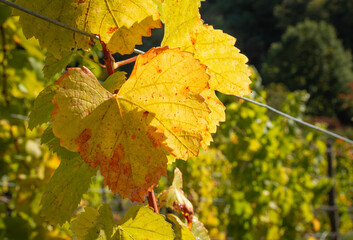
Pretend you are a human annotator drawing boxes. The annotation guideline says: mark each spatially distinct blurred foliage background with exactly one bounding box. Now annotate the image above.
[1,1,353,240]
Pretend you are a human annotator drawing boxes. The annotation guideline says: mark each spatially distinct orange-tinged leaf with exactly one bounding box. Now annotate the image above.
[15,0,160,57]
[52,67,167,202]
[51,47,211,201]
[161,0,251,96]
[119,47,211,159]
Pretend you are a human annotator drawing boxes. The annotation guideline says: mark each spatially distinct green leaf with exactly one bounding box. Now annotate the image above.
[101,71,127,93]
[41,126,79,160]
[71,207,101,240]
[112,205,174,240]
[167,214,195,240]
[43,50,75,80]
[190,216,210,240]
[2,217,30,240]
[98,204,116,239]
[40,157,97,225]
[0,5,11,25]
[28,84,57,130]
[71,204,116,240]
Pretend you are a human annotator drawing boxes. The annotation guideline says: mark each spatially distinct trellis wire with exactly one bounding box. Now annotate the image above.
[235,96,353,144]
[1,0,353,145]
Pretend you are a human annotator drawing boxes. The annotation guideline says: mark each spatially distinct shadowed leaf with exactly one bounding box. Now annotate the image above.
[40,157,97,225]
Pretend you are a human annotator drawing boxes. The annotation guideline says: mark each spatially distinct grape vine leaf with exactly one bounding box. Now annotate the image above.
[101,71,127,94]
[159,168,194,224]
[40,157,97,225]
[112,205,174,240]
[28,84,57,130]
[200,89,225,148]
[118,47,211,159]
[51,47,213,202]
[190,216,210,240]
[71,204,115,240]
[15,0,161,58]
[41,126,79,160]
[43,50,76,80]
[168,214,196,240]
[161,0,251,96]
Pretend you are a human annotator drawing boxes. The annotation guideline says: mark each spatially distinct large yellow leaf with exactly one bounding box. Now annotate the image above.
[51,47,211,201]
[119,47,210,159]
[200,89,225,148]
[15,0,160,57]
[161,0,251,96]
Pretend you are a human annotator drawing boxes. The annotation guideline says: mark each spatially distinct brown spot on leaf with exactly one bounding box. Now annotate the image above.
[131,134,136,140]
[191,37,196,45]
[180,86,190,96]
[108,27,118,34]
[120,163,132,175]
[171,124,182,133]
[142,111,149,118]
[112,144,125,161]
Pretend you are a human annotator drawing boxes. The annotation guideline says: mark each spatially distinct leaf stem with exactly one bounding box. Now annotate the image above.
[147,189,159,213]
[100,41,115,76]
[114,56,138,69]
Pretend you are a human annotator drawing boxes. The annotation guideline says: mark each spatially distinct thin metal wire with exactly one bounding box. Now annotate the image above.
[235,95,353,145]
[2,0,353,145]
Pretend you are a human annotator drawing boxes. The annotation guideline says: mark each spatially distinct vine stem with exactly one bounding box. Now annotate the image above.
[100,41,115,76]
[147,189,159,213]
[114,56,138,69]
[1,24,9,106]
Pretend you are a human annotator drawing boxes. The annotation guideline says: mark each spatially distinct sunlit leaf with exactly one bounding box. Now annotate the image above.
[51,47,211,201]
[112,205,174,240]
[101,71,127,94]
[168,214,196,240]
[190,216,210,240]
[119,47,211,159]
[162,0,251,96]
[200,89,225,148]
[15,0,161,57]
